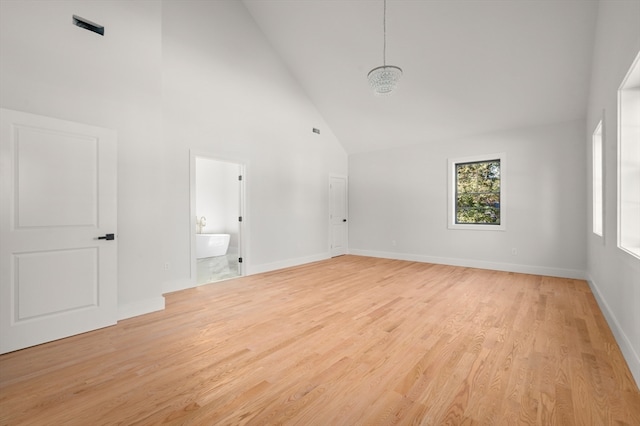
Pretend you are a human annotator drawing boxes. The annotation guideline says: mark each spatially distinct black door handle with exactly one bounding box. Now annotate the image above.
[98,233,115,240]
[343,219,347,222]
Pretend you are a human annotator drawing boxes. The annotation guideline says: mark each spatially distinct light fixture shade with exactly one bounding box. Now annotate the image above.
[367,65,403,96]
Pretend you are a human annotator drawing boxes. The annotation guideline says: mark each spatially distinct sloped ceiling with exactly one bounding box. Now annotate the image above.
[243,0,598,154]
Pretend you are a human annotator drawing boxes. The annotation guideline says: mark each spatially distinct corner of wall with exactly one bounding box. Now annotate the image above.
[118,296,166,321]
[247,252,331,276]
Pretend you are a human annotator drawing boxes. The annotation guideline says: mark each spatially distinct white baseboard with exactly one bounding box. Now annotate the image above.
[348,249,586,279]
[586,275,640,388]
[118,296,165,321]
[247,252,330,276]
[162,278,196,295]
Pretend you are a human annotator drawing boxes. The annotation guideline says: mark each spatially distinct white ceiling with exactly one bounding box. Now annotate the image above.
[243,0,598,154]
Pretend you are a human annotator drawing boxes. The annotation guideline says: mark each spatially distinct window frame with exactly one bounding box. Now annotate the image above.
[448,153,506,231]
[617,51,640,260]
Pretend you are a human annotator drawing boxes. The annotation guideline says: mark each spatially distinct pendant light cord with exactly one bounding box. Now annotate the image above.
[383,0,387,66]
[367,0,402,95]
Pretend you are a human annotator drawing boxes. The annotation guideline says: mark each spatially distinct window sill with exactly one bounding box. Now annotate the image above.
[619,245,640,260]
[448,223,506,231]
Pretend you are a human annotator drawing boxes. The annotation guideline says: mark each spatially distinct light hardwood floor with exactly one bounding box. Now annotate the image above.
[1,255,639,425]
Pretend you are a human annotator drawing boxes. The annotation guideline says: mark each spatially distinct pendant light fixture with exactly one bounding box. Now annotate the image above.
[367,0,403,95]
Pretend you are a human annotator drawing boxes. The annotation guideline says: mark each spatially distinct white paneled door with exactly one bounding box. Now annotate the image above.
[330,175,348,257]
[0,109,118,354]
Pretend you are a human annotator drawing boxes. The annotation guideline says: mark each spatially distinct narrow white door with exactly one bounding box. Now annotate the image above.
[0,109,118,354]
[236,166,245,276]
[330,176,348,257]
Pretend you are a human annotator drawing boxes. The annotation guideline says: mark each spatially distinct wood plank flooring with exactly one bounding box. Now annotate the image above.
[1,255,639,425]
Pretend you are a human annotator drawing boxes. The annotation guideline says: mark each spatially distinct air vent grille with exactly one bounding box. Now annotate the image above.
[73,15,104,36]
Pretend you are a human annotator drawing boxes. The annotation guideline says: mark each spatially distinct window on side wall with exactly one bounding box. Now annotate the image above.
[448,153,506,231]
[618,51,640,259]
[593,120,603,237]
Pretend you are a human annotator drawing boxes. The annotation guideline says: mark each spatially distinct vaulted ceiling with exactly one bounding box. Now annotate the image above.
[243,0,598,154]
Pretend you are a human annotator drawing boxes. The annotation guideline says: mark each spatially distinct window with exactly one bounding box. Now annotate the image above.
[618,52,640,259]
[448,153,506,231]
[592,120,603,236]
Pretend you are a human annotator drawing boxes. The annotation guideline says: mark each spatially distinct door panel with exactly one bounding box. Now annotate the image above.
[330,176,348,257]
[16,126,98,227]
[16,248,98,320]
[0,109,117,354]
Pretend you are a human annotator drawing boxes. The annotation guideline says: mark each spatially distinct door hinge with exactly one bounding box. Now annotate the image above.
[238,216,243,222]
[238,257,243,263]
[238,175,243,181]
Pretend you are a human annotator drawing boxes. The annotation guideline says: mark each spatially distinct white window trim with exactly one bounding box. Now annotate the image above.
[448,153,506,231]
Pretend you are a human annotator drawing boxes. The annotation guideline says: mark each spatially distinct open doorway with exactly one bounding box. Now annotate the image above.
[191,154,245,285]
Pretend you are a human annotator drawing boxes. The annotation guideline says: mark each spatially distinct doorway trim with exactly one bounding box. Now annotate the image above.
[189,150,247,286]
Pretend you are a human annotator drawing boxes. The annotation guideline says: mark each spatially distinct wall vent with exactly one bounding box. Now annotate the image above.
[312,128,320,134]
[73,15,104,36]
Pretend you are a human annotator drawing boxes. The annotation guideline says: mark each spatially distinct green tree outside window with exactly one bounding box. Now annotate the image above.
[455,160,501,224]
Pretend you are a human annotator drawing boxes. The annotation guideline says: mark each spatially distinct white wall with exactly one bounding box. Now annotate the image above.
[0,0,165,318]
[195,158,240,251]
[349,120,587,278]
[161,0,348,293]
[1,0,348,313]
[586,0,640,385]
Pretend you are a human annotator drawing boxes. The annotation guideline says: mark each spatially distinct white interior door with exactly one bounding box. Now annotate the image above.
[330,175,348,257]
[0,109,118,354]
[236,165,245,275]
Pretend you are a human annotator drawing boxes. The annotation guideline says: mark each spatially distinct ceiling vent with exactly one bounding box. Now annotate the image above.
[73,15,104,36]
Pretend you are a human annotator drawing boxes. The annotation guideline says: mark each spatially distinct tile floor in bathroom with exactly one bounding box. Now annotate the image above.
[196,254,241,285]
